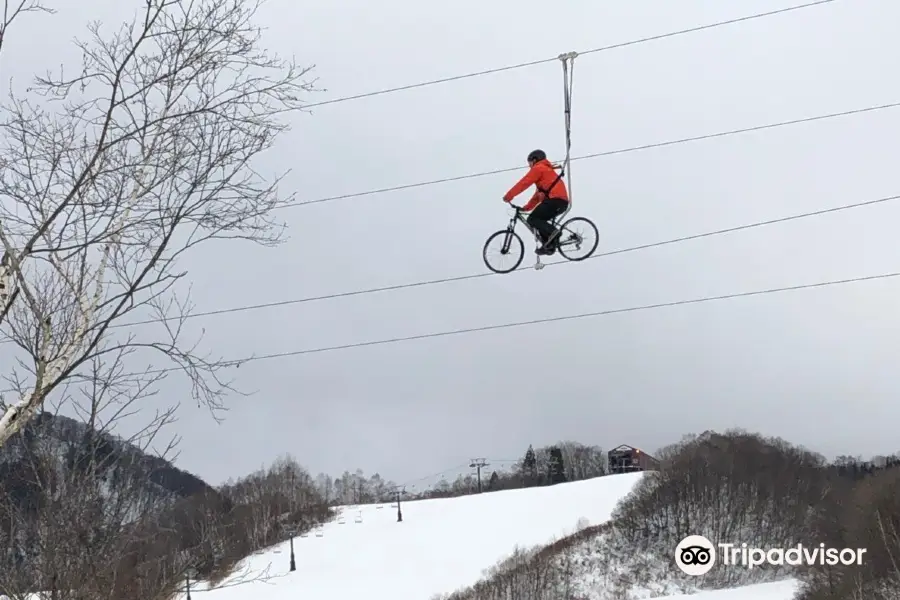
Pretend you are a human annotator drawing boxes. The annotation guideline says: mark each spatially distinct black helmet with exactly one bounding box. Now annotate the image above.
[527,149,546,163]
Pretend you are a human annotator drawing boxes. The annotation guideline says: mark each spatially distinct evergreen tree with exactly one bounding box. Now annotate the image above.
[523,444,538,487]
[488,471,499,491]
[548,446,567,485]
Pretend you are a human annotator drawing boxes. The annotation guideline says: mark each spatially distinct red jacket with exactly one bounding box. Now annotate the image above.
[503,158,569,211]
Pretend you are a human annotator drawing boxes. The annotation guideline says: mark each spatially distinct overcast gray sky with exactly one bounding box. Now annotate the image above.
[4,0,900,488]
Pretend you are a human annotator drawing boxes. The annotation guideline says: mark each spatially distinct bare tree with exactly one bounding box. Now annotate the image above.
[799,467,900,600]
[0,1,52,59]
[0,0,315,447]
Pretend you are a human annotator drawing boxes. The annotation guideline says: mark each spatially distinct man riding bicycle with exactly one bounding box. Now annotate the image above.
[502,149,569,255]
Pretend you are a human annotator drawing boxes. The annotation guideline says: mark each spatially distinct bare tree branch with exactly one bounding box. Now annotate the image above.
[0,0,317,447]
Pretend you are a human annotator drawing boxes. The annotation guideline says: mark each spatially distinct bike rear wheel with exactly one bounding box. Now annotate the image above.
[556,217,598,261]
[483,230,524,273]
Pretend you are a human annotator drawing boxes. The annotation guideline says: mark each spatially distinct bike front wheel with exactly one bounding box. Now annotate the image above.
[556,217,599,261]
[483,230,524,273]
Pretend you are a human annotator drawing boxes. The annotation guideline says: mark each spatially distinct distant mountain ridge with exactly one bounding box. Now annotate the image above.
[0,411,215,506]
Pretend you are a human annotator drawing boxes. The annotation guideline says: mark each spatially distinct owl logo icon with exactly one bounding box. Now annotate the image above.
[675,535,716,575]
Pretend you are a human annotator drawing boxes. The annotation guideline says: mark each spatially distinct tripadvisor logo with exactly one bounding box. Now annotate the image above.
[675,535,716,575]
[674,535,867,575]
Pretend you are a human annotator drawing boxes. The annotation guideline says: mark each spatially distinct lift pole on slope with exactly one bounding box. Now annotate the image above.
[287,525,297,572]
[184,566,198,600]
[390,486,407,522]
[469,458,489,493]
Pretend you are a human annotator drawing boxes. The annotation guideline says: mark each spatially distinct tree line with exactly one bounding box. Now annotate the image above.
[306,442,607,505]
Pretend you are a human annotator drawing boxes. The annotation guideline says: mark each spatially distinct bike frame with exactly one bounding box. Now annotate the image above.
[485,203,595,273]
[502,206,568,252]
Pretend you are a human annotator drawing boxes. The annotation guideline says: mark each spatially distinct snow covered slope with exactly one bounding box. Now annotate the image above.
[657,579,798,599]
[179,472,645,600]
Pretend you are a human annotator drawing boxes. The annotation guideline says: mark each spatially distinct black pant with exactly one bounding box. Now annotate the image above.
[527,198,568,244]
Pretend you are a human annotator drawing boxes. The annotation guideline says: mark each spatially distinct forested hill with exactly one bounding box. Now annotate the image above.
[0,411,229,596]
[0,411,212,504]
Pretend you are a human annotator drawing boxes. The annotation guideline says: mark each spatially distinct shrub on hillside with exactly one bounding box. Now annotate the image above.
[608,429,828,589]
[435,522,687,600]
[796,467,900,600]
[435,524,611,600]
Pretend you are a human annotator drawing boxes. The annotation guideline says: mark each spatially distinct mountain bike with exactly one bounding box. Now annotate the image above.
[482,204,599,273]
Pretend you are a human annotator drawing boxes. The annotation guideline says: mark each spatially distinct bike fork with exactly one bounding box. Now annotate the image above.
[501,230,514,254]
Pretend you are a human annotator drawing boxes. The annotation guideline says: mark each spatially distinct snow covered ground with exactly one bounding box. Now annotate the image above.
[657,580,799,599]
[178,472,643,600]
[171,471,799,600]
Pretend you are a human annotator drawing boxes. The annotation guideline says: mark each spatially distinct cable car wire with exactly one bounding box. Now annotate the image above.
[102,191,898,329]
[304,1,837,109]
[284,101,900,209]
[130,269,900,376]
